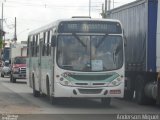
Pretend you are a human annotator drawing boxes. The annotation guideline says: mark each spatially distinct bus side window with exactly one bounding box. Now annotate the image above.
[27,37,29,56]
[30,36,34,57]
[45,32,48,56]
[42,32,46,56]
[34,35,38,57]
[36,34,40,56]
[47,31,50,56]
[49,30,52,56]
[32,36,35,56]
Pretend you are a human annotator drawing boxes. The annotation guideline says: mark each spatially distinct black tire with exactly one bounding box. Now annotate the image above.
[135,75,156,105]
[33,78,40,97]
[1,73,4,77]
[47,81,57,105]
[12,77,16,83]
[10,75,12,82]
[101,98,111,107]
[46,78,50,98]
[46,78,57,105]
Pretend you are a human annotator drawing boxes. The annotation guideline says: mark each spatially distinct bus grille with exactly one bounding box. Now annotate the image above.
[20,67,26,74]
[78,89,102,94]
[69,74,112,81]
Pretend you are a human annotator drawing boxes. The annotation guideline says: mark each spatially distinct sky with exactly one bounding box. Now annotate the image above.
[0,0,135,42]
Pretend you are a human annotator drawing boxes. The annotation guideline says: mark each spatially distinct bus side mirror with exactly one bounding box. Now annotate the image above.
[124,36,127,47]
[51,36,56,47]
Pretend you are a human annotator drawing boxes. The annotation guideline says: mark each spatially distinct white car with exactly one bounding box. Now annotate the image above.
[1,61,10,77]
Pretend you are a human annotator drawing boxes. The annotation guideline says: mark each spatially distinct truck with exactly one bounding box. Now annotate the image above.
[107,0,160,105]
[10,42,27,83]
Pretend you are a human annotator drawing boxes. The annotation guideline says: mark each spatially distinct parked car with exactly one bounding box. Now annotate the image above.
[1,61,11,77]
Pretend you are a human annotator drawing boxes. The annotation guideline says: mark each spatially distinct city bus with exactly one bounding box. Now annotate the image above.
[27,18,125,106]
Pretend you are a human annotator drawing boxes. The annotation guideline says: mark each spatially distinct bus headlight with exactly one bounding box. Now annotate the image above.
[108,77,122,87]
[59,77,72,86]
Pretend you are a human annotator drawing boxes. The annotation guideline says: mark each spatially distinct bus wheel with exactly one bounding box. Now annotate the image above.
[33,79,40,97]
[101,98,111,107]
[46,78,50,98]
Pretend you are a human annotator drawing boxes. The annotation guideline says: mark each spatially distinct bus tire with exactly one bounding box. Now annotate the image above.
[32,77,40,97]
[46,77,50,98]
[101,98,111,107]
[46,76,57,105]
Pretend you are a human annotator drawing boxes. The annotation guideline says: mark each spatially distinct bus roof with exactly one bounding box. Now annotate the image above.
[28,18,122,36]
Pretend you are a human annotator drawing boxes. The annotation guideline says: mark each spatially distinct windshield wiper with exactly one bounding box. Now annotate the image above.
[72,33,86,47]
[96,34,108,48]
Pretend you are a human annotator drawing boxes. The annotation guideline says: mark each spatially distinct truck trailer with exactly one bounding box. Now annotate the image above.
[107,0,160,105]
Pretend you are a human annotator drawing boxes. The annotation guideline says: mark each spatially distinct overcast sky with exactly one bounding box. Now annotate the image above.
[1,0,135,42]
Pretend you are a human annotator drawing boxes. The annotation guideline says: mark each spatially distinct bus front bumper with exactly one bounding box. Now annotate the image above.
[53,83,124,98]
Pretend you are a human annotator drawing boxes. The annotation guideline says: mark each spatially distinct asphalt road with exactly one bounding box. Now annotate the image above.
[0,76,159,120]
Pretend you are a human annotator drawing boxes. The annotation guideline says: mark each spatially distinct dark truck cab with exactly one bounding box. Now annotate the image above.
[10,56,26,83]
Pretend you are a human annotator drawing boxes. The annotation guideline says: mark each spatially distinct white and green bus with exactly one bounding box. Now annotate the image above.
[27,18,125,106]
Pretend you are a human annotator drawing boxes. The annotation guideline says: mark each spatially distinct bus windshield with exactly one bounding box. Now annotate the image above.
[57,35,123,72]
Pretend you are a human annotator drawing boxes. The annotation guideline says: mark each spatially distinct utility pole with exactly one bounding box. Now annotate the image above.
[101,0,108,18]
[105,0,108,14]
[89,0,91,17]
[108,0,111,11]
[0,3,4,58]
[14,17,17,42]
[113,0,114,9]
[2,3,3,35]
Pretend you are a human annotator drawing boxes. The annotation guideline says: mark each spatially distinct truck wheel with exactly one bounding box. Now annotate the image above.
[101,98,111,107]
[135,75,156,105]
[1,73,4,77]
[10,75,12,82]
[135,75,147,104]
[12,77,16,83]
[33,79,40,97]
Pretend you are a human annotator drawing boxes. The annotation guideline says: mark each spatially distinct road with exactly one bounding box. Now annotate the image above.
[0,76,159,120]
